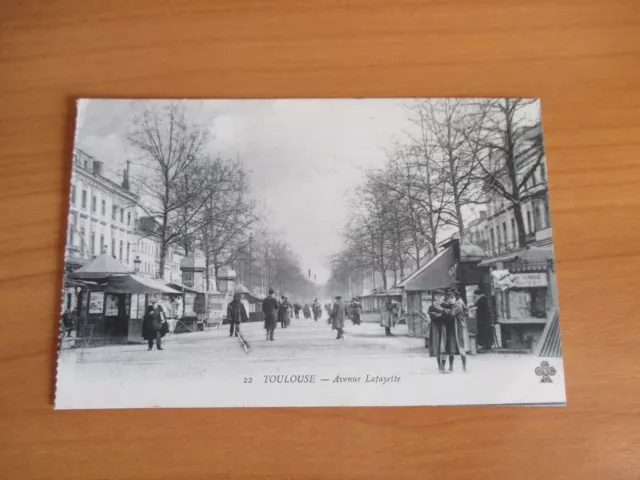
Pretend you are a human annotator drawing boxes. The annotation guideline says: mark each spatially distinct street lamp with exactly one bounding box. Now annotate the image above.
[133,255,141,274]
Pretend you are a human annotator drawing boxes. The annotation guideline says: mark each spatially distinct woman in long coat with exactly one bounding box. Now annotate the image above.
[278,297,289,329]
[380,296,399,336]
[142,304,163,350]
[331,296,346,339]
[441,290,468,372]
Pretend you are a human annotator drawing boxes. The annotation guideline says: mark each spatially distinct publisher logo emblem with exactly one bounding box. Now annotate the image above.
[535,361,557,383]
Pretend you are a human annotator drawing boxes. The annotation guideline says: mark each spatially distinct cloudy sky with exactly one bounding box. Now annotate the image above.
[75,98,417,283]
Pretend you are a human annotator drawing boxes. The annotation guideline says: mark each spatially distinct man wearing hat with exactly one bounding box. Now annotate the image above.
[428,289,449,373]
[331,295,346,339]
[262,288,279,341]
[443,288,468,373]
[473,289,494,351]
[227,291,249,337]
[381,295,400,337]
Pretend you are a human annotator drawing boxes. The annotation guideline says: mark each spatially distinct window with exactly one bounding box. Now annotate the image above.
[502,222,508,247]
[111,238,115,257]
[100,234,105,254]
[527,211,533,233]
[496,227,502,249]
[534,204,542,231]
[112,205,117,220]
[68,225,75,246]
[543,198,551,228]
[127,212,131,226]
[540,163,546,182]
[101,199,106,216]
[119,240,123,260]
[90,232,95,254]
[490,228,495,251]
[532,169,537,186]
[81,190,87,209]
[120,208,124,223]
[71,185,76,205]
[510,218,516,245]
[127,243,130,263]
[80,227,86,254]
[91,195,97,213]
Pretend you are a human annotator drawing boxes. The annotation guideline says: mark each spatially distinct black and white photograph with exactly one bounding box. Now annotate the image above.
[55,98,566,409]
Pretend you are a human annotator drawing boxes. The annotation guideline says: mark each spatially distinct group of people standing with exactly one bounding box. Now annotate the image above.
[427,289,469,373]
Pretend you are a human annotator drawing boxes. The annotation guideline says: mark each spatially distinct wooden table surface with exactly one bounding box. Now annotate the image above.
[1,1,639,478]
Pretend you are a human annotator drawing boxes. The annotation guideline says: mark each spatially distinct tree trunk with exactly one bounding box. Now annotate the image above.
[513,200,527,247]
[204,254,211,291]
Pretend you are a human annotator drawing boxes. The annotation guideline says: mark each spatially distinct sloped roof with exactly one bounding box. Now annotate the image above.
[398,246,457,292]
[104,275,181,294]
[73,254,130,276]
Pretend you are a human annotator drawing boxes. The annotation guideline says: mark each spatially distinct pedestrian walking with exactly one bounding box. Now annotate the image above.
[262,288,279,341]
[312,298,322,322]
[331,295,346,339]
[142,301,166,351]
[428,290,448,373]
[278,296,289,328]
[442,289,468,373]
[227,293,249,337]
[350,300,362,326]
[294,303,302,319]
[380,295,399,336]
[303,304,311,319]
[473,289,494,352]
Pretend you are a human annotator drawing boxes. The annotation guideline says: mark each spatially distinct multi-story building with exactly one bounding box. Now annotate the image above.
[466,124,551,255]
[131,213,186,282]
[464,124,557,351]
[65,149,138,271]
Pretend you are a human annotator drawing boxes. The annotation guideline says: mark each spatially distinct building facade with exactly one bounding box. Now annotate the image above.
[66,149,138,272]
[464,124,557,351]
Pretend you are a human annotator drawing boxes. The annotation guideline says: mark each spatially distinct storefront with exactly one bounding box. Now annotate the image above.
[68,253,181,346]
[480,246,556,351]
[398,238,488,353]
[357,288,403,323]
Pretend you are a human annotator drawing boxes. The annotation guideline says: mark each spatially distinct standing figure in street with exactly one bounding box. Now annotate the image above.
[262,288,279,341]
[380,296,399,336]
[442,289,468,373]
[303,304,311,319]
[294,303,302,319]
[227,293,249,337]
[142,301,166,351]
[278,296,289,329]
[312,298,322,322]
[428,290,448,373]
[474,289,494,352]
[331,295,346,339]
[350,300,362,326]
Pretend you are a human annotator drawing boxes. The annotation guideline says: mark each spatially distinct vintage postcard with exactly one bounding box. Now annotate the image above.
[55,98,566,409]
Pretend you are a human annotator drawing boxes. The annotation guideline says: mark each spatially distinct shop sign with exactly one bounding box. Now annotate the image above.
[511,273,547,288]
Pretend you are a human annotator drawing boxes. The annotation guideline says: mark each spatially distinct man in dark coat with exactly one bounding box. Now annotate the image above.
[142,300,166,350]
[442,289,468,373]
[312,298,322,322]
[227,293,249,337]
[350,300,362,326]
[474,289,494,352]
[294,303,302,319]
[278,296,290,328]
[428,290,448,372]
[262,288,279,341]
[331,296,346,339]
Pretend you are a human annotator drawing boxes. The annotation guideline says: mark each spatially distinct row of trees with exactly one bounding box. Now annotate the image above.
[326,98,545,295]
[127,102,315,299]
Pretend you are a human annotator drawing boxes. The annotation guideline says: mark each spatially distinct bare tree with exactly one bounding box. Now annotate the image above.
[127,102,212,278]
[466,98,545,248]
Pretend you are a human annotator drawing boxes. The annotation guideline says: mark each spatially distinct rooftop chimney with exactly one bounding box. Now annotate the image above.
[92,160,103,176]
[122,160,130,191]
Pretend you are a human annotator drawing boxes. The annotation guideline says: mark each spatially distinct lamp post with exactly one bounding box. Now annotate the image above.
[133,255,141,274]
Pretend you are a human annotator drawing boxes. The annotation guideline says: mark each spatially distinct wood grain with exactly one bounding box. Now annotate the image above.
[1,0,639,478]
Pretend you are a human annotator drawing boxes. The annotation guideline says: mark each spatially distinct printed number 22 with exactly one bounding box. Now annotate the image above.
[244,377,252,384]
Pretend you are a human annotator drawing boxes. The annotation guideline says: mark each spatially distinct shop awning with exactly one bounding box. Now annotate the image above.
[478,245,554,267]
[167,282,200,294]
[104,275,181,295]
[398,246,457,292]
[72,253,131,279]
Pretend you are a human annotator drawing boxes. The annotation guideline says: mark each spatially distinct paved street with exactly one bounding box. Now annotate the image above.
[55,316,566,409]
